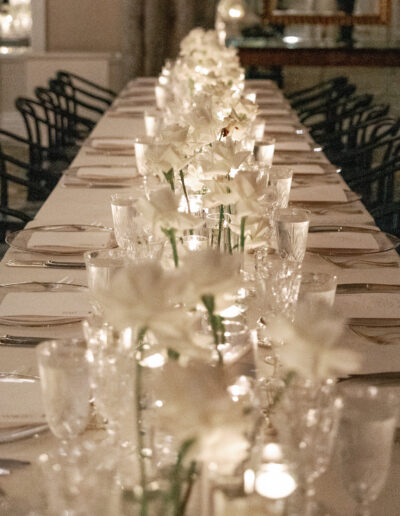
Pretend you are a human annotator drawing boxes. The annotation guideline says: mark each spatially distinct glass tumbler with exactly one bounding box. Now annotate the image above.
[299,272,338,310]
[36,339,90,441]
[268,166,293,209]
[274,208,311,263]
[84,248,127,315]
[254,139,276,166]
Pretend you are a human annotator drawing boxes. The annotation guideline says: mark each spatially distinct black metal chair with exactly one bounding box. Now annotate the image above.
[55,70,115,111]
[347,153,400,211]
[371,202,400,238]
[0,128,55,202]
[0,135,51,241]
[286,76,349,109]
[15,97,74,193]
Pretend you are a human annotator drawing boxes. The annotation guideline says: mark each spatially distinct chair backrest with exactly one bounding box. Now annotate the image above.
[287,76,349,107]
[371,201,400,237]
[56,70,115,110]
[15,97,60,152]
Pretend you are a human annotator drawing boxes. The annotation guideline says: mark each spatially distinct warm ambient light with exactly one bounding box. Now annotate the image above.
[283,36,300,45]
[228,6,245,19]
[255,465,297,499]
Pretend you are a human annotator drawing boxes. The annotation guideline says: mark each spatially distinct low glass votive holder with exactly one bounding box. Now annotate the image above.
[254,139,276,166]
[144,109,163,137]
[155,84,168,109]
[299,272,338,309]
[251,118,266,141]
[180,234,208,252]
[206,213,238,253]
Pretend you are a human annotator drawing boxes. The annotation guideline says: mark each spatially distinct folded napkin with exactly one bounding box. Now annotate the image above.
[290,185,347,203]
[259,108,291,116]
[76,167,138,180]
[27,231,111,252]
[0,378,45,428]
[275,141,311,152]
[264,124,297,134]
[90,138,136,150]
[116,97,155,106]
[290,164,325,175]
[307,232,380,251]
[335,293,400,319]
[257,97,286,105]
[0,292,90,320]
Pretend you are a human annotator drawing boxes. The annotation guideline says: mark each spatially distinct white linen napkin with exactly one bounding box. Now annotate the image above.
[259,108,291,116]
[116,96,156,106]
[290,164,325,175]
[76,167,138,180]
[0,379,45,428]
[27,231,111,251]
[275,141,311,152]
[290,185,347,203]
[90,138,136,150]
[307,232,380,251]
[0,292,90,320]
[335,293,400,319]
[258,97,286,105]
[113,106,148,114]
[264,125,297,134]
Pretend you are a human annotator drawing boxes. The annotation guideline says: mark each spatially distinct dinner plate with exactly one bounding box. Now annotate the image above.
[6,224,116,256]
[0,282,88,327]
[0,373,48,443]
[307,225,400,256]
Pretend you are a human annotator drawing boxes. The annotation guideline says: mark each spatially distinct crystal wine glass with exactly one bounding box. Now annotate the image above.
[36,339,90,446]
[337,383,398,516]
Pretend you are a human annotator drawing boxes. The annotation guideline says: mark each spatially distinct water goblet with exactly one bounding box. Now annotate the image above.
[268,166,293,209]
[337,383,398,516]
[134,136,169,197]
[155,84,168,109]
[36,339,90,444]
[111,192,144,250]
[274,377,343,516]
[274,207,310,263]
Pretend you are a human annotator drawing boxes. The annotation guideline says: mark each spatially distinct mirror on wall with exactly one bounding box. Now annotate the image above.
[263,0,391,25]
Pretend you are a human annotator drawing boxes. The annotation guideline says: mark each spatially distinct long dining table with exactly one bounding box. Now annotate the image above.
[1,77,400,515]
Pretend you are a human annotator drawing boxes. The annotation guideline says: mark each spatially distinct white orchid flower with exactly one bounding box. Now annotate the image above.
[137,186,203,236]
[266,302,361,380]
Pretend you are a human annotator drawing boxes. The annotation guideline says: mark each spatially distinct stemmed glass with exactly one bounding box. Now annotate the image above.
[274,377,343,516]
[36,339,90,447]
[337,384,398,516]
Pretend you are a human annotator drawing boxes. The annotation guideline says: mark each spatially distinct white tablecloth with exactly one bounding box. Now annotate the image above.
[1,79,400,515]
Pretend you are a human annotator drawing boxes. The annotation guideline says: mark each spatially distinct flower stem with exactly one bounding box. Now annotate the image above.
[201,294,224,366]
[240,216,246,253]
[227,205,233,255]
[136,328,148,515]
[163,168,175,191]
[162,227,179,267]
[217,205,224,248]
[179,170,191,214]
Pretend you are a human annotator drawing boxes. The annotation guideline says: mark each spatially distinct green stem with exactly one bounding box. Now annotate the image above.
[179,170,191,214]
[227,205,233,255]
[217,205,224,248]
[162,227,179,267]
[163,168,175,192]
[136,328,148,515]
[240,216,246,253]
[178,461,197,516]
[201,294,224,366]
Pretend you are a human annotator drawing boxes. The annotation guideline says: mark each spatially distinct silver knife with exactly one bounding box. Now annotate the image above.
[0,458,30,469]
[338,283,400,294]
[349,318,400,327]
[0,335,53,347]
[6,259,86,269]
